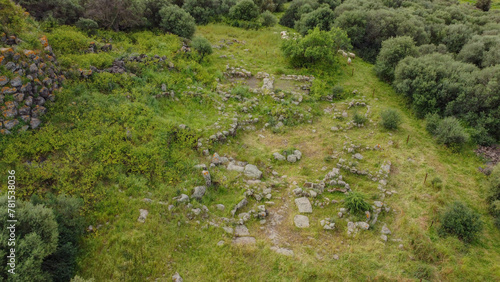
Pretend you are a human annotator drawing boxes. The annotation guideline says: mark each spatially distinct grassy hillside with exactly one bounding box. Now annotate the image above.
[1,21,499,280]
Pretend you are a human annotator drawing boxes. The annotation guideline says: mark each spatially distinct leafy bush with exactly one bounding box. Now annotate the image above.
[46,26,90,54]
[15,0,83,24]
[294,5,335,36]
[143,0,171,27]
[425,113,441,135]
[442,24,474,53]
[259,10,277,27]
[159,5,196,39]
[457,34,500,68]
[353,112,367,125]
[344,191,370,214]
[281,27,340,68]
[75,17,98,32]
[380,108,402,130]
[439,202,483,243]
[278,0,319,28]
[192,36,213,59]
[84,0,146,31]
[183,0,218,24]
[434,117,469,147]
[375,36,417,82]
[0,197,59,281]
[229,0,260,21]
[476,0,491,11]
[487,164,500,228]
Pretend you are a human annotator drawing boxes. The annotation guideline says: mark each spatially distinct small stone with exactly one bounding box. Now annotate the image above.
[223,227,233,234]
[172,272,183,282]
[380,234,388,242]
[381,224,391,235]
[273,152,286,161]
[217,240,225,246]
[353,153,363,160]
[333,254,339,260]
[137,209,149,223]
[235,225,250,236]
[356,222,370,230]
[244,164,262,179]
[287,155,297,163]
[294,215,309,228]
[216,204,225,211]
[295,197,313,213]
[176,194,189,203]
[233,237,256,245]
[192,186,206,199]
[271,247,294,256]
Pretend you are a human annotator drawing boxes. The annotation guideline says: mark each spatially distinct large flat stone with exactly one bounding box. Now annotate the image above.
[294,215,309,228]
[295,197,312,213]
[233,237,256,245]
[234,225,250,237]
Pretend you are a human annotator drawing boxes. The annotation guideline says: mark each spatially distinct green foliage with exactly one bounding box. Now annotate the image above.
[192,36,213,59]
[229,0,260,21]
[442,24,474,53]
[487,164,500,228]
[75,17,98,32]
[143,0,171,27]
[46,25,90,54]
[425,113,441,135]
[278,0,319,28]
[0,197,59,281]
[84,0,146,31]
[380,108,402,130]
[344,191,370,214]
[159,5,196,39]
[434,117,469,147]
[476,0,491,11]
[375,36,417,82]
[15,0,83,24]
[183,0,219,24]
[457,35,500,68]
[431,176,443,189]
[259,10,277,27]
[353,112,367,125]
[294,5,335,36]
[281,27,338,68]
[439,202,483,243]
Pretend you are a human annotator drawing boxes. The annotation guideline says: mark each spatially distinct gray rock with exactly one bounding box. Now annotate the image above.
[380,234,388,242]
[137,209,149,223]
[294,215,309,228]
[29,63,38,73]
[176,194,189,203]
[194,164,207,170]
[293,150,302,160]
[381,224,391,235]
[223,227,233,234]
[192,186,206,199]
[244,164,262,179]
[356,222,370,230]
[227,162,245,172]
[373,201,384,208]
[353,153,363,160]
[192,208,201,215]
[216,204,225,211]
[295,197,312,213]
[287,155,297,163]
[172,272,183,282]
[231,198,248,216]
[293,188,303,196]
[233,237,256,245]
[273,152,286,161]
[202,170,211,186]
[235,225,250,236]
[217,240,225,246]
[270,247,294,256]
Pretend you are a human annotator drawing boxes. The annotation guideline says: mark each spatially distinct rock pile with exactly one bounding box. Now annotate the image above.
[1,34,64,134]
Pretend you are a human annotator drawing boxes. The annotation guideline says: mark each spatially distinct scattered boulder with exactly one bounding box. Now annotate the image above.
[227,162,245,172]
[172,272,183,282]
[295,197,312,213]
[231,198,248,216]
[234,225,250,237]
[273,152,286,161]
[294,215,309,228]
[353,153,363,160]
[381,224,391,235]
[191,186,206,199]
[244,164,262,179]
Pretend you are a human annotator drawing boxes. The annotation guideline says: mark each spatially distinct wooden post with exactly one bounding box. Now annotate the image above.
[424,173,428,184]
[406,135,409,145]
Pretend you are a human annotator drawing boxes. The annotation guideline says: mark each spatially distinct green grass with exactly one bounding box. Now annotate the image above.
[1,22,500,281]
[459,0,500,10]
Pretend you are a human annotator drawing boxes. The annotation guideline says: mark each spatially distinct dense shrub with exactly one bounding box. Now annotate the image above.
[84,0,145,31]
[229,0,260,21]
[442,24,474,53]
[353,112,367,125]
[344,191,370,214]
[46,26,90,54]
[279,0,319,28]
[457,35,500,68]
[375,36,417,82]
[192,36,213,59]
[425,113,441,135]
[0,197,59,281]
[259,10,277,27]
[281,27,338,67]
[434,117,469,147]
[15,0,83,24]
[380,108,402,130]
[439,202,483,243]
[75,17,98,32]
[295,5,335,36]
[159,5,196,39]
[476,0,491,12]
[183,0,218,24]
[143,0,171,27]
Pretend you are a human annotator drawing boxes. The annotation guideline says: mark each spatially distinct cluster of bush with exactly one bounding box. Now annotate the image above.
[14,0,281,38]
[0,194,85,281]
[487,164,500,228]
